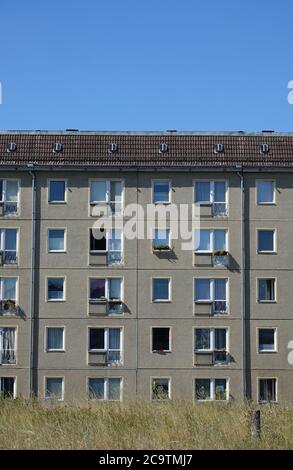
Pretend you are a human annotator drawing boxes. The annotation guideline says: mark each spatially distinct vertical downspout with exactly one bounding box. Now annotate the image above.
[237,170,246,400]
[28,169,36,398]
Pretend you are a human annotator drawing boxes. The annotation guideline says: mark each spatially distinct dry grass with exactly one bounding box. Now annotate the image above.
[0,398,293,449]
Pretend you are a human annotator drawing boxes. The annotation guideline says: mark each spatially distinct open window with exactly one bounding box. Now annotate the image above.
[152,327,170,352]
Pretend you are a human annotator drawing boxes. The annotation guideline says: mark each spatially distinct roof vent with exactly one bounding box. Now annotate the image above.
[53,143,63,153]
[108,143,118,154]
[6,142,17,153]
[260,143,269,154]
[213,143,224,154]
[159,143,168,153]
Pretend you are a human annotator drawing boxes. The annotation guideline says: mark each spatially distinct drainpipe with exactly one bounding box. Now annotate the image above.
[237,169,246,400]
[28,167,36,398]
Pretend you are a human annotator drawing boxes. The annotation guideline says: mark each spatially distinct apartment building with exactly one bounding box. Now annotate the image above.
[0,130,293,404]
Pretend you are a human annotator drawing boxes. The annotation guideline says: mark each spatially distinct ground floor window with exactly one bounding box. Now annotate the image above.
[258,378,277,403]
[195,378,228,401]
[152,378,170,400]
[45,377,64,401]
[88,378,121,401]
[0,376,15,398]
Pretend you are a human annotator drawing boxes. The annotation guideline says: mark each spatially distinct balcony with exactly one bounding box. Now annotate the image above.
[194,301,228,316]
[0,251,18,266]
[194,350,228,366]
[89,252,123,266]
[194,252,230,268]
[0,349,16,365]
[198,203,227,217]
[88,299,123,316]
[0,202,18,217]
[88,351,122,366]
[0,300,20,316]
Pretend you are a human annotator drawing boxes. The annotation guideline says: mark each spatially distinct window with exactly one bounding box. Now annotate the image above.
[258,279,276,302]
[0,327,16,365]
[257,230,275,253]
[152,181,171,204]
[258,329,276,353]
[152,328,170,352]
[90,228,122,264]
[152,278,170,302]
[194,278,228,313]
[47,277,65,301]
[0,179,19,215]
[89,328,122,365]
[256,181,275,205]
[89,278,122,314]
[46,327,65,351]
[0,229,18,264]
[45,377,64,400]
[195,180,227,215]
[90,180,123,214]
[152,378,170,400]
[195,379,228,401]
[195,328,228,363]
[88,378,121,401]
[48,229,65,252]
[195,229,227,253]
[48,180,66,203]
[258,378,277,403]
[0,377,15,398]
[152,229,170,250]
[0,278,18,315]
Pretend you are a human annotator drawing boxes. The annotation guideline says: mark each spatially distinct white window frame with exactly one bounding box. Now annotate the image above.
[152,180,171,204]
[46,276,66,302]
[88,278,123,302]
[194,378,229,401]
[88,327,123,358]
[45,376,64,401]
[89,228,123,260]
[88,377,122,401]
[152,228,171,250]
[257,229,276,254]
[0,376,16,398]
[151,377,171,400]
[194,328,228,352]
[151,326,172,353]
[194,229,228,253]
[89,179,124,213]
[257,278,276,303]
[47,228,66,253]
[258,378,277,403]
[46,327,65,352]
[152,278,171,302]
[194,180,228,212]
[0,179,20,215]
[256,180,276,205]
[0,277,18,302]
[48,179,67,204]
[257,328,277,353]
[0,326,17,365]
[194,278,228,302]
[0,228,19,263]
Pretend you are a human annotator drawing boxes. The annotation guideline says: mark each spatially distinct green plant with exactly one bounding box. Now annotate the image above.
[213,250,228,256]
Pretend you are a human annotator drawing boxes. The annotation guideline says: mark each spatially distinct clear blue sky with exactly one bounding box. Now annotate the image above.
[0,0,293,132]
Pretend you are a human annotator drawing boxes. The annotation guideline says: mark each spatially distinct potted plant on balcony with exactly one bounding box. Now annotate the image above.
[3,299,16,313]
[213,250,229,267]
[153,243,171,252]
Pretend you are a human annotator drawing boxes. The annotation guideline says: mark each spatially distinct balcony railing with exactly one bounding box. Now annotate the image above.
[213,202,227,216]
[0,202,18,216]
[213,300,228,314]
[88,350,122,366]
[194,350,228,366]
[0,300,20,316]
[0,251,18,265]
[0,349,16,365]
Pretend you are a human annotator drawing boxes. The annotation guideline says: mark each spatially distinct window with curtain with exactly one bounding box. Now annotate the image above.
[153,181,170,204]
[48,180,66,203]
[46,327,64,351]
[89,278,106,300]
[0,327,16,364]
[259,378,276,402]
[45,377,64,400]
[195,180,227,215]
[0,229,17,263]
[88,378,121,401]
[194,279,211,301]
[258,329,276,352]
[195,379,228,401]
[258,279,275,302]
[0,377,15,399]
[152,229,170,249]
[257,181,275,204]
[195,229,227,252]
[0,180,19,215]
[195,379,211,400]
[195,181,211,203]
[152,378,170,400]
[89,328,122,364]
[48,229,65,252]
[90,180,122,214]
[108,229,122,264]
[47,278,65,301]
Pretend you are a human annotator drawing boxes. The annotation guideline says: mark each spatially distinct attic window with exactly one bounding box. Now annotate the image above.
[53,143,63,153]
[159,143,168,153]
[6,142,17,153]
[213,143,224,154]
[260,144,269,154]
[108,143,118,154]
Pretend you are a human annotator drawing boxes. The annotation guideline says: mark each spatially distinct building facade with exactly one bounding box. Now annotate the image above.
[0,130,292,403]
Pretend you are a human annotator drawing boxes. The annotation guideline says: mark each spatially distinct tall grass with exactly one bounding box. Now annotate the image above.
[0,398,293,449]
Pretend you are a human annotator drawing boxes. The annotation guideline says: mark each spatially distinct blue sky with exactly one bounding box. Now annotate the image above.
[0,0,293,131]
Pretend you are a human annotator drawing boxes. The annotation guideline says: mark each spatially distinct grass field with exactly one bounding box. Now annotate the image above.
[0,398,293,450]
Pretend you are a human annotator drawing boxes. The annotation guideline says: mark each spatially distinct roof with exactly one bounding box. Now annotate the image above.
[1,130,293,168]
